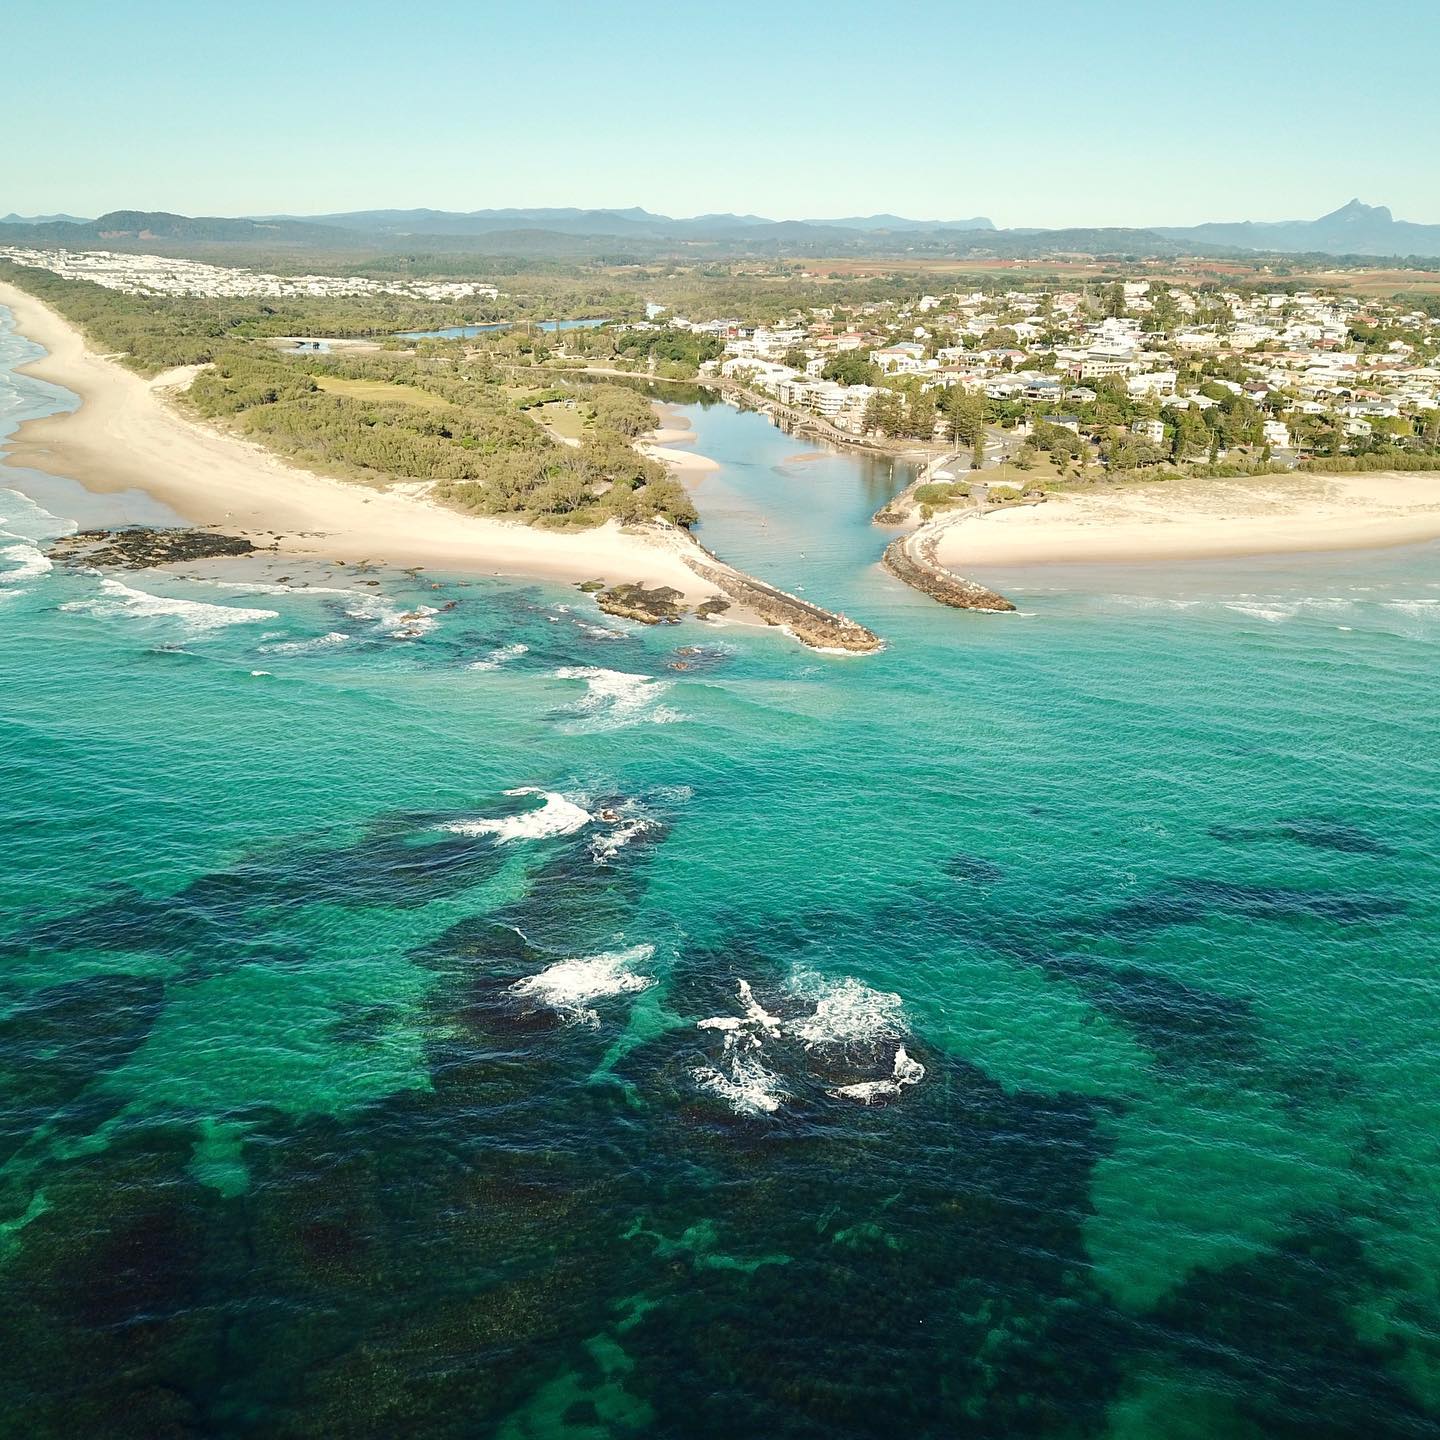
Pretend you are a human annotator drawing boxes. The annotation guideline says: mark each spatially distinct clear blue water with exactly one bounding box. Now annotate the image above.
[397,317,612,341]
[2,307,1438,1438]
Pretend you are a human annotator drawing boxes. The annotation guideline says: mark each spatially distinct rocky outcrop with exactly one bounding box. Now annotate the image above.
[590,582,731,627]
[48,526,258,569]
[881,534,1015,613]
[872,498,912,526]
[595,583,688,625]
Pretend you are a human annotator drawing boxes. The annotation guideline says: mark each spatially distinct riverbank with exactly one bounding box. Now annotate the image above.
[0,281,720,602]
[932,470,1440,569]
[0,283,884,652]
[637,406,720,482]
[540,361,940,464]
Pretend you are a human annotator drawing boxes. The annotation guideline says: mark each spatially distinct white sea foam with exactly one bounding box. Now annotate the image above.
[209,579,358,596]
[551,666,683,732]
[439,787,591,843]
[0,542,51,583]
[1224,602,1291,623]
[692,1032,788,1115]
[508,943,655,1027]
[698,979,783,1037]
[344,594,440,638]
[789,974,907,1051]
[695,975,923,1111]
[61,578,278,634]
[258,630,351,655]
[739,978,783,1034]
[692,981,792,1115]
[829,1046,927,1105]
[469,642,529,671]
[588,815,657,863]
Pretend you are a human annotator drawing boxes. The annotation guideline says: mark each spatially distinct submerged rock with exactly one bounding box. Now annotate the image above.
[48,526,258,570]
[944,854,1005,884]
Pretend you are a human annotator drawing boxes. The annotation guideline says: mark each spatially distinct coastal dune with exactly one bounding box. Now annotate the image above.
[0,281,720,599]
[933,472,1440,570]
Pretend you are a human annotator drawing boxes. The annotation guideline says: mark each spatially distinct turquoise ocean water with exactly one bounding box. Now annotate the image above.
[2,307,1438,1437]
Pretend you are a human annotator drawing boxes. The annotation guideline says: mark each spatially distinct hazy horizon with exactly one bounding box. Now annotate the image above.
[9,0,1440,229]
[0,198,1423,234]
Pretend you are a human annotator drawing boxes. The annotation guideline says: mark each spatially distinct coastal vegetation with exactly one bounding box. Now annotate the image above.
[9,245,1440,524]
[0,265,696,528]
[0,261,513,371]
[185,348,695,526]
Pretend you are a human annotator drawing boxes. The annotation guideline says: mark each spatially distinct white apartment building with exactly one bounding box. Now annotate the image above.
[1127,370,1178,397]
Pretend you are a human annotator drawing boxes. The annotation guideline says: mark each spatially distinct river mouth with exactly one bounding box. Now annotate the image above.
[4,299,1440,1437]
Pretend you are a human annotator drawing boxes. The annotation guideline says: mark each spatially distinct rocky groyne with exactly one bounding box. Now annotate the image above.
[679,546,882,653]
[881,532,1015,613]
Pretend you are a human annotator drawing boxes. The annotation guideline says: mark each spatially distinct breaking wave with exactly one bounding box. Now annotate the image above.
[438,787,591,843]
[588,815,658,864]
[691,1033,788,1116]
[693,976,922,1116]
[509,944,655,1027]
[789,973,907,1051]
[258,630,351,655]
[60,578,278,634]
[0,542,52,584]
[207,579,357,596]
[469,642,529,671]
[551,666,683,732]
[828,1046,926,1105]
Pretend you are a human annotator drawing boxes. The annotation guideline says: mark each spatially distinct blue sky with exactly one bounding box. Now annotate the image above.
[8,0,1440,227]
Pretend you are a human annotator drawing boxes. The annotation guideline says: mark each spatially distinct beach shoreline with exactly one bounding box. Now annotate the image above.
[931,471,1440,571]
[0,281,724,601]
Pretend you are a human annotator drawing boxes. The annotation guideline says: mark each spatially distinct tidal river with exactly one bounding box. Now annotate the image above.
[2,308,1438,1438]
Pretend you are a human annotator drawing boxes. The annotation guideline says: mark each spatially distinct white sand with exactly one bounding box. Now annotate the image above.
[934,472,1440,569]
[639,441,720,478]
[0,281,721,598]
[640,409,720,480]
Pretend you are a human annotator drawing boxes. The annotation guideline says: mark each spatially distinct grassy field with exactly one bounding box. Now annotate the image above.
[973,454,1068,490]
[533,400,588,440]
[313,376,452,410]
[1297,267,1440,297]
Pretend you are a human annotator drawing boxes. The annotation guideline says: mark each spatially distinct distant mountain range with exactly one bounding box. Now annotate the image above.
[1,212,93,226]
[255,206,998,241]
[2,200,1438,262]
[1153,199,1440,258]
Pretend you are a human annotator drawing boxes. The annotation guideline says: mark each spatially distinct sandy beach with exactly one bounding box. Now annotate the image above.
[0,281,721,599]
[934,471,1440,569]
[639,407,720,482]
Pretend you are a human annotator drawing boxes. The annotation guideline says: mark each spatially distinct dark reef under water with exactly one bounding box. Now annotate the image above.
[2,797,1434,1440]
